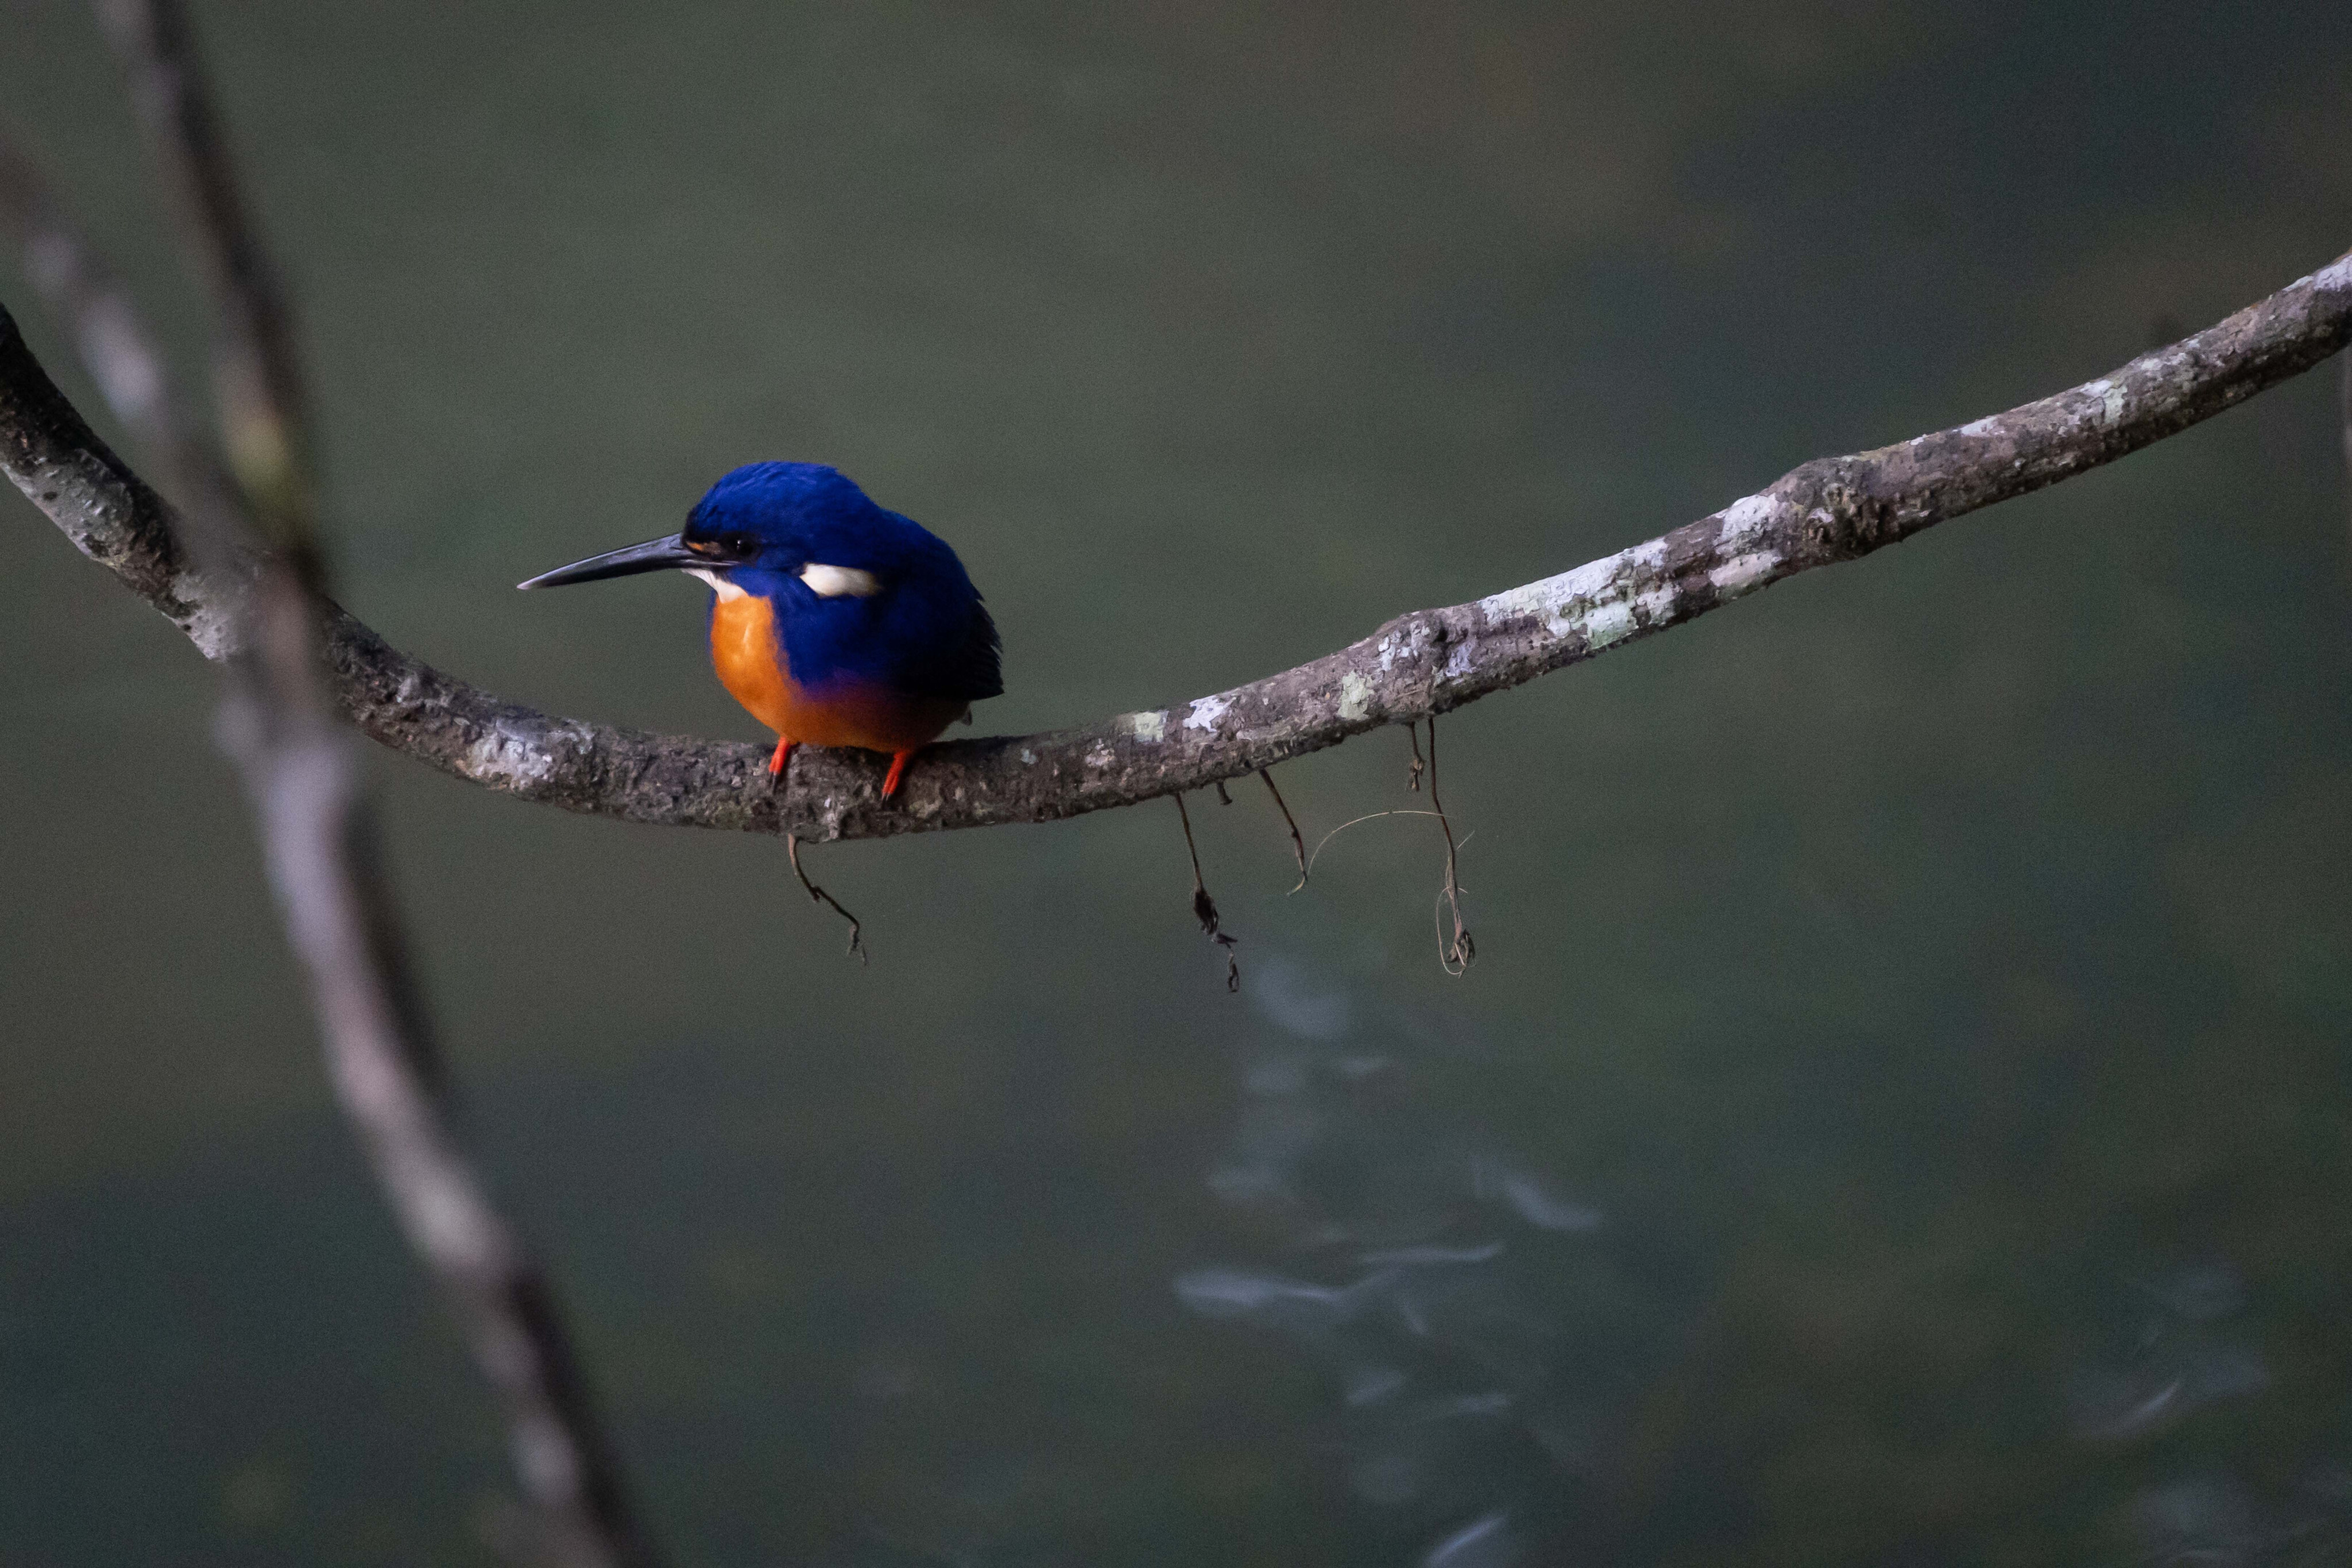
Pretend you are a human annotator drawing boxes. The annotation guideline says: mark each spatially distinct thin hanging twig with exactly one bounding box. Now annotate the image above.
[1421,717,1474,975]
[1174,793,1240,992]
[1405,721,1426,792]
[786,832,866,962]
[1258,768,1308,893]
[1302,810,1459,877]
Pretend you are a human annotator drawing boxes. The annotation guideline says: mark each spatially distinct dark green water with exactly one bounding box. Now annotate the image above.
[5,2,2352,1562]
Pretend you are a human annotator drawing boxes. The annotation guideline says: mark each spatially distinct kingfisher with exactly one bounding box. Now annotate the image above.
[518,462,1001,797]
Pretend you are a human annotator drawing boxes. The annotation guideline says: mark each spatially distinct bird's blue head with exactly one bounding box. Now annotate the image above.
[519,461,1001,699]
[676,462,927,603]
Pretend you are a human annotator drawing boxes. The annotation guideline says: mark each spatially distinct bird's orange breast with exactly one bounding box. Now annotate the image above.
[707,592,967,753]
[709,592,796,735]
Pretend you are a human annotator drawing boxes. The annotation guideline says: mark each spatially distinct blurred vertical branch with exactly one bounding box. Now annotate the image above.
[0,5,660,1563]
[92,0,318,562]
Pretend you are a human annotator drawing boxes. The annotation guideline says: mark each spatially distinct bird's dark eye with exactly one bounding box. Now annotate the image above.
[721,532,757,558]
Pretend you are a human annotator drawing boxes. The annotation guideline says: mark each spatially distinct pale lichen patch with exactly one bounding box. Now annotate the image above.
[2082,378,2126,426]
[465,727,559,790]
[1479,552,1622,640]
[1185,694,1232,734]
[1584,601,1636,648]
[1338,671,1372,722]
[1474,578,1553,629]
[1123,709,1167,743]
[1715,493,1787,547]
[1577,578,1682,649]
[1708,550,1781,597]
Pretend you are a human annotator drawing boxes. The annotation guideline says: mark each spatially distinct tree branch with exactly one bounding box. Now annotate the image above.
[5,204,2346,846]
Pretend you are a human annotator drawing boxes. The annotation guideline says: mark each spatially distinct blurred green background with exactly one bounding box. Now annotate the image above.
[5,1,2352,1563]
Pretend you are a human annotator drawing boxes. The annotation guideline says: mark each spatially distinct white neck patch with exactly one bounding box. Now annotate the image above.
[800,563,883,598]
[683,567,748,602]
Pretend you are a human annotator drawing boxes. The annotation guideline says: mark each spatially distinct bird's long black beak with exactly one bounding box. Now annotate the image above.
[516,532,701,590]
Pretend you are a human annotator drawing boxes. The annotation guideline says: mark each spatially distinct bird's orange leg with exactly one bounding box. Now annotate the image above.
[767,735,797,777]
[881,748,918,799]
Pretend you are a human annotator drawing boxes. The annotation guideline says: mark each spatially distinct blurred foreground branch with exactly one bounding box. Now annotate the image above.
[2,6,654,1563]
[92,0,319,551]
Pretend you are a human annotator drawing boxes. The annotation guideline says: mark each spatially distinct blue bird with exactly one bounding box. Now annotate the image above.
[519,462,1001,797]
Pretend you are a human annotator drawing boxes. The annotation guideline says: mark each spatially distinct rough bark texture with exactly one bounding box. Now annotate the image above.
[6,255,2350,845]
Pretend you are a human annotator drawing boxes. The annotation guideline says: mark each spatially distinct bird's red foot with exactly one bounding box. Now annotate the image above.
[768,736,797,777]
[881,748,918,799]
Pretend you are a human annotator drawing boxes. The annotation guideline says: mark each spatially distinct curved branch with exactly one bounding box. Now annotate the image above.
[6,253,2350,845]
